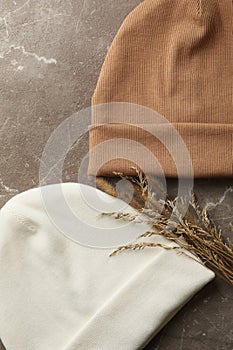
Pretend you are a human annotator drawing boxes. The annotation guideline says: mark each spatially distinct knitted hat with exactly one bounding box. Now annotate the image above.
[0,183,214,349]
[89,0,233,177]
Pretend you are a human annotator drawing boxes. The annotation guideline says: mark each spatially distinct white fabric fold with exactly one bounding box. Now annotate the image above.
[0,183,214,350]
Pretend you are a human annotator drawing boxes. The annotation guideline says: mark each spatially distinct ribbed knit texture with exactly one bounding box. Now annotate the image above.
[88,0,233,177]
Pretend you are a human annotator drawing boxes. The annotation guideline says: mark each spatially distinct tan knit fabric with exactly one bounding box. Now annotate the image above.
[89,0,233,177]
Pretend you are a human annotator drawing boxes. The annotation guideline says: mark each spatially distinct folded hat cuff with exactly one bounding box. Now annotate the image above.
[88,122,233,177]
[65,248,214,350]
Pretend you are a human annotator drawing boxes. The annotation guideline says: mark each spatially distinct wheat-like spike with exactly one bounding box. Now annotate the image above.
[110,242,182,257]
[99,211,140,222]
[190,193,202,217]
[110,242,202,265]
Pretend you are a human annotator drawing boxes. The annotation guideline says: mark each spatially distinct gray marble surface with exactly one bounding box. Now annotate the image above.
[0,1,232,349]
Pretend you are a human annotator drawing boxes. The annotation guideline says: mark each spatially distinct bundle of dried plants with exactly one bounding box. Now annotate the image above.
[98,169,233,285]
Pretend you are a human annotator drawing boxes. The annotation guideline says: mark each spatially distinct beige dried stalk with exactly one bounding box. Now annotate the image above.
[100,168,233,285]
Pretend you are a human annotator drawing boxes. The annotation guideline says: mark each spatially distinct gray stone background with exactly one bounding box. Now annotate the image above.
[0,0,232,349]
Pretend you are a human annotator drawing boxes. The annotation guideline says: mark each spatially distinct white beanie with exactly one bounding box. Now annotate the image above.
[0,183,214,350]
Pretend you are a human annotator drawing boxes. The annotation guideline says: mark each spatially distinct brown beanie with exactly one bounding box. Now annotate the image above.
[88,0,233,178]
